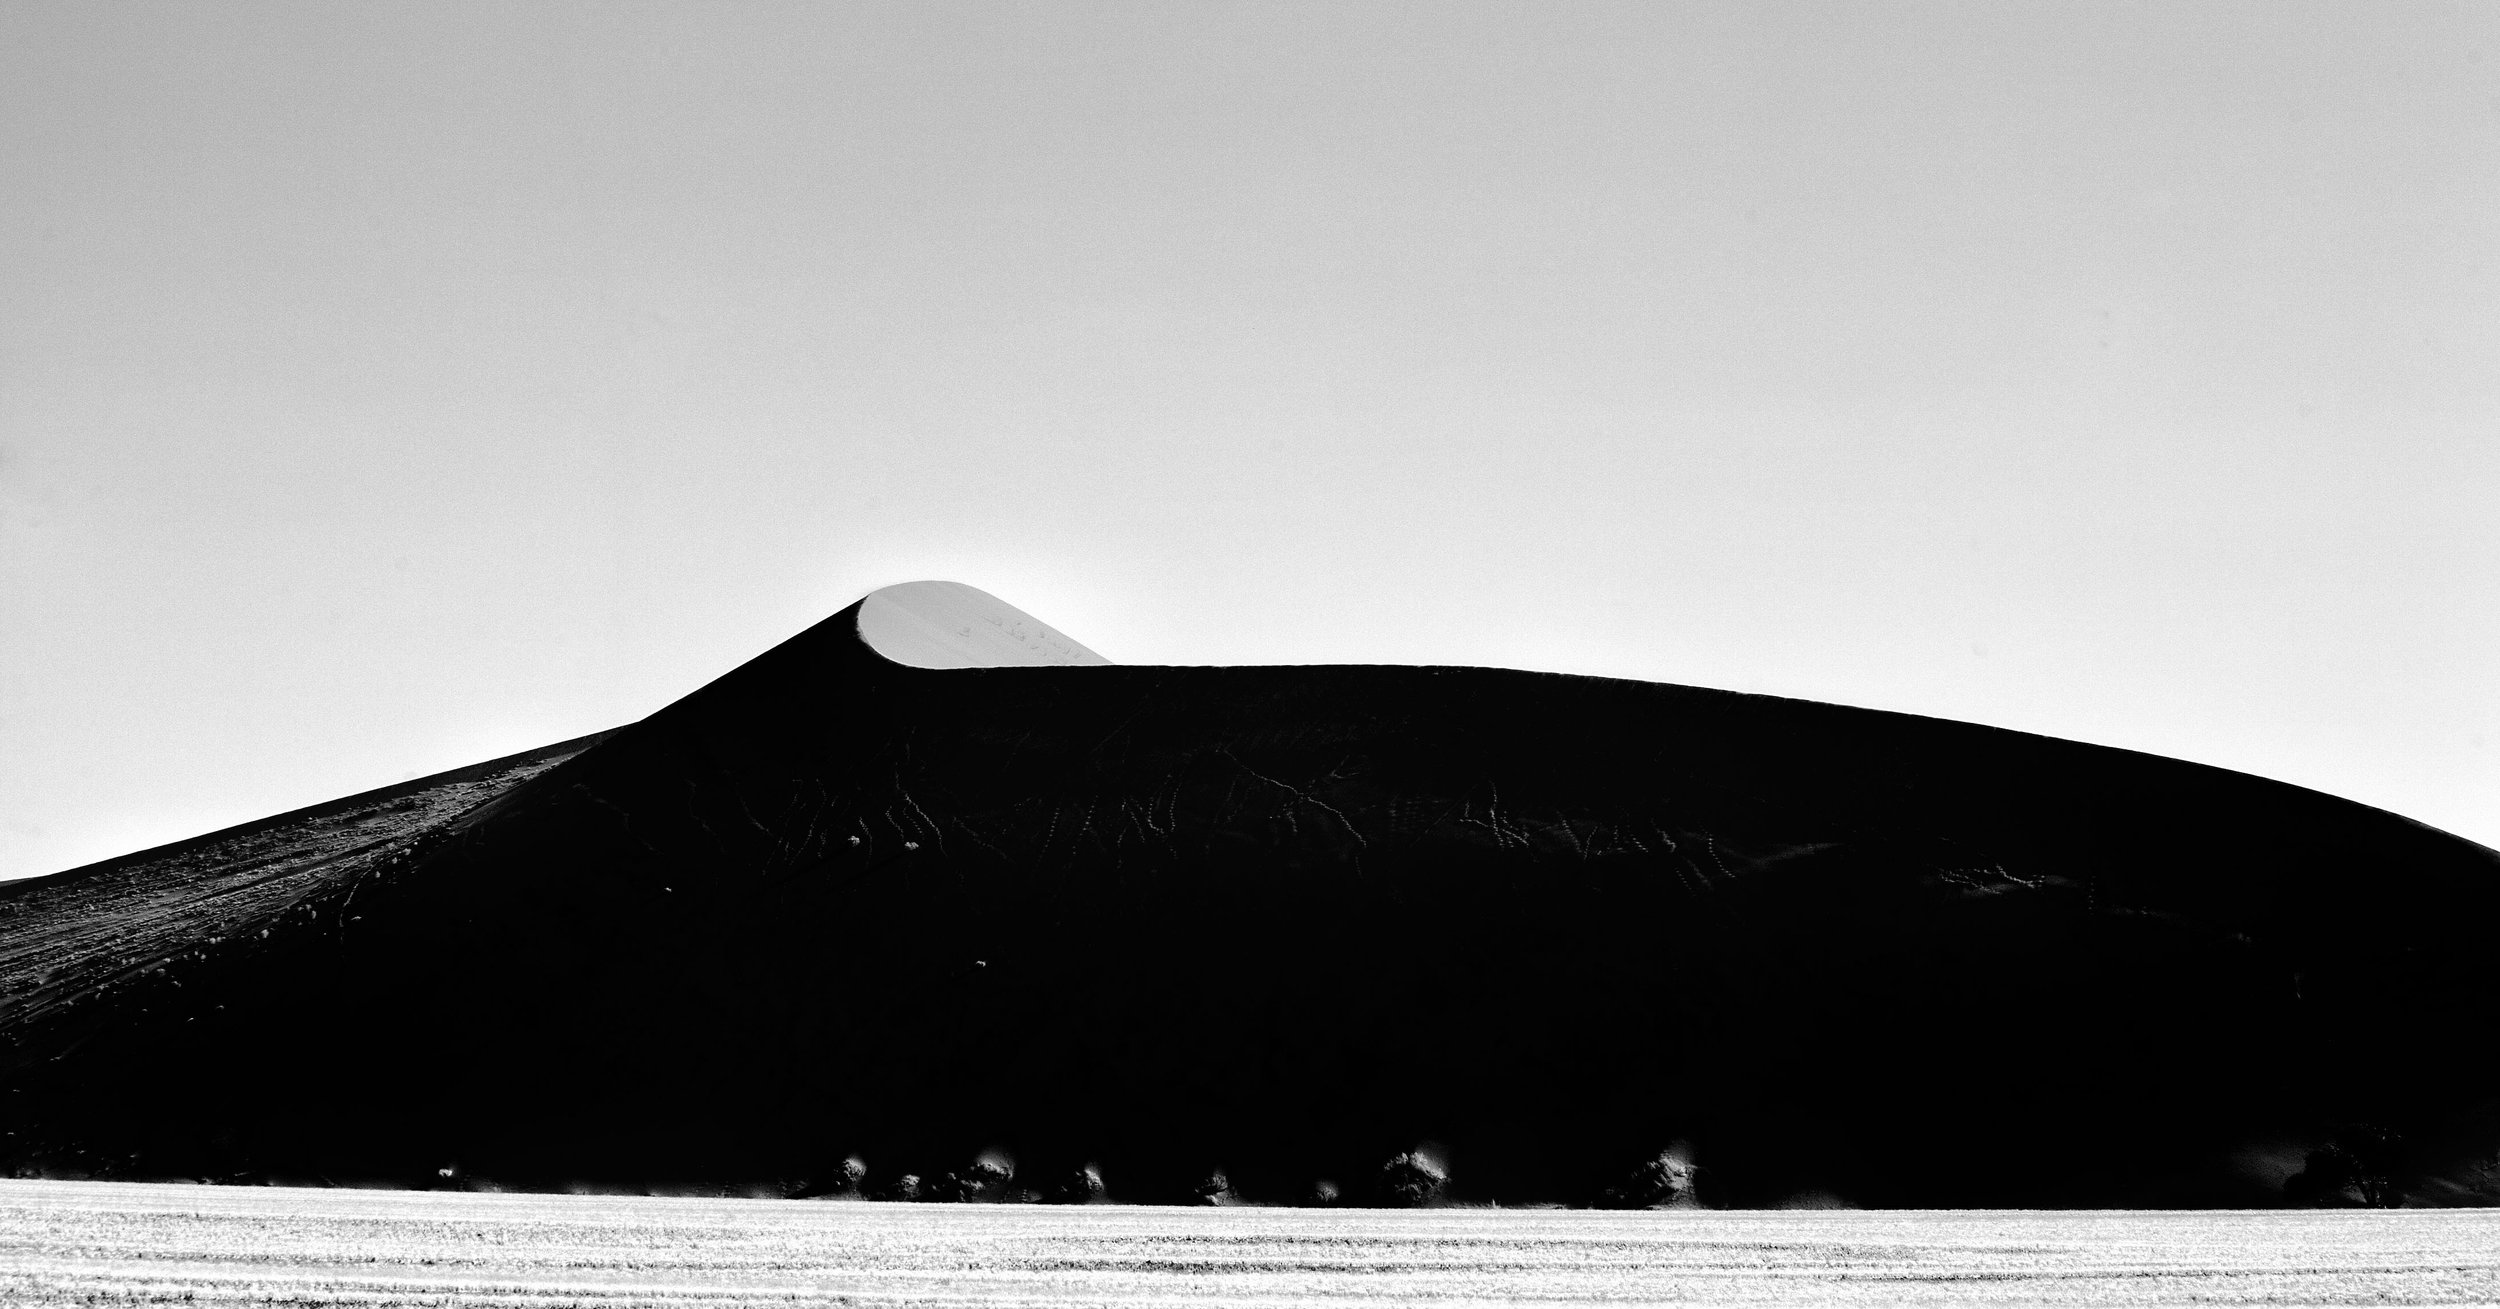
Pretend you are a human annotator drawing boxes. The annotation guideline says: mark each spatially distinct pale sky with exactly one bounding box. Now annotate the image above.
[4,1,2496,879]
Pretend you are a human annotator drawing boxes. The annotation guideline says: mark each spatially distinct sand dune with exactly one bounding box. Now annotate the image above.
[3,583,2495,1208]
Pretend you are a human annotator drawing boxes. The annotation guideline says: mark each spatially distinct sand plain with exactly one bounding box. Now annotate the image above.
[0,1180,2495,1307]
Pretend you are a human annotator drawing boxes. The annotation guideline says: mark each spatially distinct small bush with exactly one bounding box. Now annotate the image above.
[1193,1168,1234,1205]
[1045,1163,1106,1204]
[2285,1124,2405,1208]
[1600,1145,1701,1210]
[1374,1151,1448,1207]
[930,1155,1014,1203]
[802,1155,869,1198]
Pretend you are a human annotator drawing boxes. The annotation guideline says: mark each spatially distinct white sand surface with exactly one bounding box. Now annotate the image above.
[1,1180,2495,1307]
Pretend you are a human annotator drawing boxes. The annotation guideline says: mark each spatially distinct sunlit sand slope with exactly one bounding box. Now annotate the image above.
[4,583,2496,1207]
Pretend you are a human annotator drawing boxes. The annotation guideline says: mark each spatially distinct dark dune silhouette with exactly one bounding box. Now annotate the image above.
[4,583,2496,1208]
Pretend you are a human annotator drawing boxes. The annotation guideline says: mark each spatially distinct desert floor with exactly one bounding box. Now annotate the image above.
[1,1179,2495,1306]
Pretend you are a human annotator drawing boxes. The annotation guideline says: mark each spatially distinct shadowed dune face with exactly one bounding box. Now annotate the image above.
[3,585,2497,1207]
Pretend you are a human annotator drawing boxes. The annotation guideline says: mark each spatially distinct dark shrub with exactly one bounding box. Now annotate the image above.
[2284,1125,2404,1208]
[804,1154,868,1198]
[1193,1168,1234,1205]
[1045,1163,1106,1204]
[1600,1146,1701,1209]
[1374,1151,1447,1207]
[930,1155,1014,1203]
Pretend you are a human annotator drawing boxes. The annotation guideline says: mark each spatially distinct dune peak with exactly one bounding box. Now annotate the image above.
[854,580,1110,669]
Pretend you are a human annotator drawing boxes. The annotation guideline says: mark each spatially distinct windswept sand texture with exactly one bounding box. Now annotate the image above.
[2,1182,2497,1306]
[4,583,2498,1206]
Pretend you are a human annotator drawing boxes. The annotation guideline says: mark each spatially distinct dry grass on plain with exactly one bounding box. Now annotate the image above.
[0,1179,2495,1307]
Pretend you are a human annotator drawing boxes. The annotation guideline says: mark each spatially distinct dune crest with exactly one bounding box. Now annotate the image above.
[855,581,1110,669]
